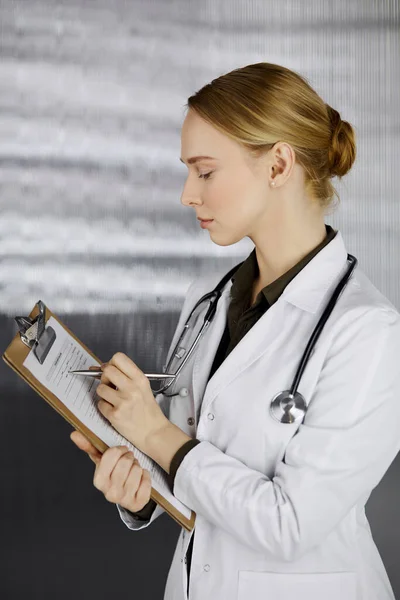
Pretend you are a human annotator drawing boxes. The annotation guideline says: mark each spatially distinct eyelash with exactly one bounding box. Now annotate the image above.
[198,171,213,180]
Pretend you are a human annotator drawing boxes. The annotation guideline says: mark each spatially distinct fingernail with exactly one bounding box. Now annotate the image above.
[100,363,107,369]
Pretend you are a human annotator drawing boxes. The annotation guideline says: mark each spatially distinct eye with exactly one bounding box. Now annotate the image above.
[198,171,213,180]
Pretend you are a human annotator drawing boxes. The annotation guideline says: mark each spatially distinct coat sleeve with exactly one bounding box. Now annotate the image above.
[173,307,400,561]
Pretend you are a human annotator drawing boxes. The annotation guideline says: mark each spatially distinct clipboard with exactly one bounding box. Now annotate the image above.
[2,299,196,532]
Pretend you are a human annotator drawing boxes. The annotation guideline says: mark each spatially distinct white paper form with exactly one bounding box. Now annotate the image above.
[23,316,192,520]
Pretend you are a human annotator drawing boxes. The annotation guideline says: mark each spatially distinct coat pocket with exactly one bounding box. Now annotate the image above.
[237,570,357,600]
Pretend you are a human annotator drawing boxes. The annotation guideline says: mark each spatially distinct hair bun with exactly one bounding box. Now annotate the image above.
[326,104,357,178]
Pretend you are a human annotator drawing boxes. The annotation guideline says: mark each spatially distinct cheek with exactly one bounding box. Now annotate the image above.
[209,173,257,216]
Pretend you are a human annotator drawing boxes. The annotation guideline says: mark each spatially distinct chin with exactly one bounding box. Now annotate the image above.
[209,230,245,247]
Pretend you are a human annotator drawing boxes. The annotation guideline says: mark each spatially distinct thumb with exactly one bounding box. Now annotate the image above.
[70,430,102,464]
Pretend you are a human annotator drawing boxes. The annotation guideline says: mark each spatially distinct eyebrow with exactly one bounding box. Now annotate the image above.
[180,156,218,165]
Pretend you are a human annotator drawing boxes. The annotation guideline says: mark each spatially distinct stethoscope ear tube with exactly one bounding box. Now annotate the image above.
[154,264,244,397]
[154,291,220,396]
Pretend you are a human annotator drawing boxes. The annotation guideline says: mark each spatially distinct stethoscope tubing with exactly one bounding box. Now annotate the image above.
[154,292,217,395]
[289,254,358,394]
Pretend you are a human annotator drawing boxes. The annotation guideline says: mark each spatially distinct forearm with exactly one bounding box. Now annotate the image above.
[145,420,193,474]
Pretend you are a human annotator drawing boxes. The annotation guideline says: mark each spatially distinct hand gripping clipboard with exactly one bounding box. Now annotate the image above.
[2,299,196,532]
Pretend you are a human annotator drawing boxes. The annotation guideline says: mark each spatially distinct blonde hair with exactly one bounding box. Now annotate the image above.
[185,62,357,211]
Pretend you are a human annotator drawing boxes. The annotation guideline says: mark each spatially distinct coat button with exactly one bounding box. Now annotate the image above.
[187,417,195,426]
[203,564,210,572]
[179,387,189,397]
[207,413,214,420]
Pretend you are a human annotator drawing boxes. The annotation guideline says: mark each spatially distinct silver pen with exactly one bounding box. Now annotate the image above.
[68,368,175,380]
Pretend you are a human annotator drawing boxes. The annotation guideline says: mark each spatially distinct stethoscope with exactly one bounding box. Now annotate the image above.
[152,253,358,424]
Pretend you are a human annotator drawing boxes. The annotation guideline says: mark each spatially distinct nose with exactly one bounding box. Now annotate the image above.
[180,176,203,208]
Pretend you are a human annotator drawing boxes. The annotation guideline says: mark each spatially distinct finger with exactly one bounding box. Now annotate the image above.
[109,451,137,489]
[93,445,132,490]
[70,430,102,464]
[96,383,118,407]
[70,430,100,456]
[102,453,139,504]
[97,397,114,421]
[130,468,152,509]
[120,462,148,508]
[100,364,130,391]
[109,352,145,383]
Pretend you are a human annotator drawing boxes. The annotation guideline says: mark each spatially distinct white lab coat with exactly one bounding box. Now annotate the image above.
[117,229,400,600]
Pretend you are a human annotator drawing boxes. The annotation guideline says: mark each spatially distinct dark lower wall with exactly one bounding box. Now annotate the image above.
[0,311,182,600]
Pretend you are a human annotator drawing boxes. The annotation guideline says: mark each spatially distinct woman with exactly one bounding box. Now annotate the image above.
[71,62,400,600]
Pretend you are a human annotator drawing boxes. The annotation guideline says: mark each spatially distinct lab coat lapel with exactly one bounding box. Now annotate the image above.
[198,298,287,416]
[190,279,287,420]
[191,285,232,420]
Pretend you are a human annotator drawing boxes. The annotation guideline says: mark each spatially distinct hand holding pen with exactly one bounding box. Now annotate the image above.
[67,352,184,454]
[69,352,192,484]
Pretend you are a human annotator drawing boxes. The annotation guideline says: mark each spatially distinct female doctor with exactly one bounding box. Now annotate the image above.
[71,62,400,600]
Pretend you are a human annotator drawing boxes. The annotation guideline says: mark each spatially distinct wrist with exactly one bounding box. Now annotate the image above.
[145,420,192,474]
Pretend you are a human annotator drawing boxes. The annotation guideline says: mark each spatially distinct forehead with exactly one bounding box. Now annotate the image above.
[180,109,238,157]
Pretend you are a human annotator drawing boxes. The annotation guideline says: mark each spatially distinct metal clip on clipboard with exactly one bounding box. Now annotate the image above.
[15,299,56,365]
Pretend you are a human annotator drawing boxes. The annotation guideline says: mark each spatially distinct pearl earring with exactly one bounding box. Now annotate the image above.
[270,180,276,187]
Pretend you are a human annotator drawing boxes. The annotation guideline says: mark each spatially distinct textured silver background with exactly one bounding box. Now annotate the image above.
[0,0,399,315]
[0,1,399,599]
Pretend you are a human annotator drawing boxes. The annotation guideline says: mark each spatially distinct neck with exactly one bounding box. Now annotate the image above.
[250,212,327,288]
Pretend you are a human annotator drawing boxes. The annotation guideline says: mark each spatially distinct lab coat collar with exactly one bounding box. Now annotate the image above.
[230,225,337,309]
[279,228,349,314]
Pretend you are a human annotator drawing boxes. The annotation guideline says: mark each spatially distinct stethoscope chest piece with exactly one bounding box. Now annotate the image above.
[270,390,307,424]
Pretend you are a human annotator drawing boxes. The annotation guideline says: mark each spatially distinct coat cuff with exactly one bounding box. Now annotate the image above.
[117,501,165,530]
[167,438,201,493]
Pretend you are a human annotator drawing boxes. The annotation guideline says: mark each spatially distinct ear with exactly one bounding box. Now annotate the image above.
[270,142,296,182]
